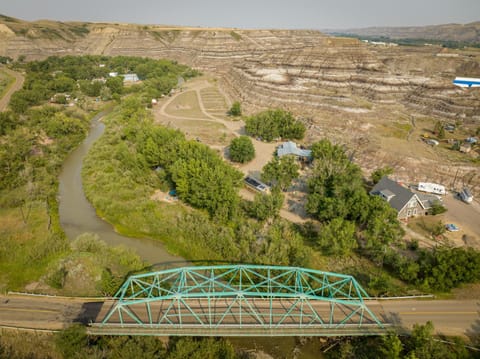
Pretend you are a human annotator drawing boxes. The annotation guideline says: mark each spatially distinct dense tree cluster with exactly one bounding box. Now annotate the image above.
[228,135,255,163]
[306,139,403,254]
[55,325,238,359]
[386,246,480,291]
[325,321,471,359]
[8,55,195,113]
[136,110,243,219]
[245,109,305,141]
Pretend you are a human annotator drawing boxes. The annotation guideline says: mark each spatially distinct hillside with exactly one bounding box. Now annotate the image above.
[326,21,480,44]
[1,15,479,194]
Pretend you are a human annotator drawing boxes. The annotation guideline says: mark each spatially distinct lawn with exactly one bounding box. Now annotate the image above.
[164,90,205,118]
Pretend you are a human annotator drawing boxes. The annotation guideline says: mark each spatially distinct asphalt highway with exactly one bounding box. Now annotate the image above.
[1,294,477,338]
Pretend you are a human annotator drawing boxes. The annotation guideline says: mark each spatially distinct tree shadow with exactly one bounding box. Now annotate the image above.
[465,301,480,346]
[379,307,408,334]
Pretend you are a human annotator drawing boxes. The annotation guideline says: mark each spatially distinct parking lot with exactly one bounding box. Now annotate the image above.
[442,192,480,248]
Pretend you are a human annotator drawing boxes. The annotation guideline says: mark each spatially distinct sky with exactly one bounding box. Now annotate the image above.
[1,0,479,29]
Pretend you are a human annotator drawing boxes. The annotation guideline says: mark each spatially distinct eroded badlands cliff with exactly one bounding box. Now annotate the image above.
[1,16,479,191]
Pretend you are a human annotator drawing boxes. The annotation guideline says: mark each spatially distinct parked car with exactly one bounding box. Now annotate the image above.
[426,139,439,146]
[446,223,460,232]
[459,187,473,204]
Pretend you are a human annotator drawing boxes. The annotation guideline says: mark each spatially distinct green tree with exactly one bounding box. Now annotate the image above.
[102,336,167,359]
[229,135,255,163]
[55,324,89,359]
[228,101,242,116]
[247,187,284,221]
[106,75,124,94]
[306,140,366,222]
[429,200,447,215]
[0,111,19,136]
[379,332,403,359]
[261,155,299,190]
[317,217,357,255]
[438,125,445,139]
[371,166,394,184]
[168,337,236,359]
[245,109,305,141]
[433,120,443,136]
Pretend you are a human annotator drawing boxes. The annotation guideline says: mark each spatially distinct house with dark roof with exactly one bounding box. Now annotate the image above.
[370,177,426,220]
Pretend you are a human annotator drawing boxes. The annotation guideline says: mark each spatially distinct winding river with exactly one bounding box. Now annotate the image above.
[58,111,186,266]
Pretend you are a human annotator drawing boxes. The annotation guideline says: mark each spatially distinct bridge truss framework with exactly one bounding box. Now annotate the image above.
[94,265,386,336]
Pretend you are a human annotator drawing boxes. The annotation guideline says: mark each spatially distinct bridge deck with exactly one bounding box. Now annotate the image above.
[91,298,390,336]
[88,323,393,336]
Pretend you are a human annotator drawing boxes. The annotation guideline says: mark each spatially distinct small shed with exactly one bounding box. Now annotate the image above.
[122,73,140,83]
[277,141,312,161]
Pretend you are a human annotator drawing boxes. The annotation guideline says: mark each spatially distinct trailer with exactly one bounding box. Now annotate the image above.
[418,182,446,196]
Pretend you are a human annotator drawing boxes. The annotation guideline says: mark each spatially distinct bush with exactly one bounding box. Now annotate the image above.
[228,101,241,116]
[229,135,255,163]
[429,200,447,215]
[55,324,88,358]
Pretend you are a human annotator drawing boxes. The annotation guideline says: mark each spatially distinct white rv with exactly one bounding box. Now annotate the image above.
[418,182,446,196]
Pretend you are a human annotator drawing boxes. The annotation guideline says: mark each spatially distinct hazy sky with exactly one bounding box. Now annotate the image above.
[2,0,479,29]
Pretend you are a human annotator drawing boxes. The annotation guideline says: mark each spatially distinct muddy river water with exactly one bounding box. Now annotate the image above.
[58,111,185,266]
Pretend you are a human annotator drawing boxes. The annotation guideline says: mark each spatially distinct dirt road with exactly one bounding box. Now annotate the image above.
[0,67,24,112]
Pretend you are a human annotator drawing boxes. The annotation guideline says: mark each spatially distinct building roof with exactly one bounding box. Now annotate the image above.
[122,73,139,82]
[277,141,312,158]
[416,193,440,209]
[370,176,420,212]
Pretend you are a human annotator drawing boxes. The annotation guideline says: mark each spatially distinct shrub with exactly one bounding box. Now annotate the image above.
[228,101,242,116]
[229,135,255,163]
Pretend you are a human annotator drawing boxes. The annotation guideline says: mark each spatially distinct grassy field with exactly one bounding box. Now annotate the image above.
[0,330,60,359]
[0,69,14,98]
[158,118,234,145]
[164,90,205,118]
[0,202,68,291]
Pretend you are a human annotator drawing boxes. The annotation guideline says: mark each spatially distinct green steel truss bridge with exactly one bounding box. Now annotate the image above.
[89,265,389,336]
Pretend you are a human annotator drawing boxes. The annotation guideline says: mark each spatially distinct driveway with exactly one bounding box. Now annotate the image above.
[442,193,480,247]
[0,67,24,112]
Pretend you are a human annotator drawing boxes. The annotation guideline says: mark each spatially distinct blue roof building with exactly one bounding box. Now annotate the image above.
[277,141,312,160]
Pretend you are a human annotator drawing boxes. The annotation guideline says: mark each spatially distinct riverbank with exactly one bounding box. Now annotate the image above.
[58,110,186,265]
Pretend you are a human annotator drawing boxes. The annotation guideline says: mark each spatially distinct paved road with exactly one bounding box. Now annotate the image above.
[380,299,479,337]
[0,67,24,112]
[1,294,478,338]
